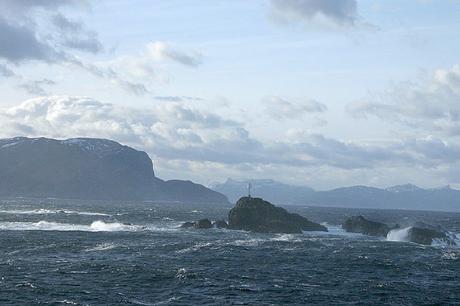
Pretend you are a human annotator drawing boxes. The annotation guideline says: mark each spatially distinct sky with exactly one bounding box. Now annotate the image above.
[1,0,460,190]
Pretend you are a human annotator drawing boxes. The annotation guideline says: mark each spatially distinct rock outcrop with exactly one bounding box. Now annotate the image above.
[228,197,327,234]
[345,216,457,246]
[406,227,450,245]
[342,215,391,237]
[194,219,212,229]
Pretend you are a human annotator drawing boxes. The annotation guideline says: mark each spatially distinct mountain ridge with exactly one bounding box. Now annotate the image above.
[0,137,229,204]
[212,178,460,212]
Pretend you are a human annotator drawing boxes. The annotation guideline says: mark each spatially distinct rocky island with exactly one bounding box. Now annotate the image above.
[342,215,391,237]
[182,196,327,234]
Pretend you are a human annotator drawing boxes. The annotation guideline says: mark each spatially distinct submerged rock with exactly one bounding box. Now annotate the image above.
[228,197,327,234]
[212,220,228,229]
[342,215,390,237]
[194,219,212,229]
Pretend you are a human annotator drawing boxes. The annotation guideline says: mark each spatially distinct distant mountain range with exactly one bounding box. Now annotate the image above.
[212,179,460,211]
[0,137,229,204]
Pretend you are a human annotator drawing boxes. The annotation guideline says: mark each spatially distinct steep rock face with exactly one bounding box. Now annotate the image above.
[342,215,391,237]
[228,197,327,234]
[0,137,229,204]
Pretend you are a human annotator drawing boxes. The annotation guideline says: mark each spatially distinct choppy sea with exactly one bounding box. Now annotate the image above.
[0,199,459,305]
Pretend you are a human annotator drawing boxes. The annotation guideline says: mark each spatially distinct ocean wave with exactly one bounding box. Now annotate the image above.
[316,223,367,238]
[85,242,118,252]
[271,234,302,242]
[387,227,460,248]
[0,208,110,216]
[0,220,141,232]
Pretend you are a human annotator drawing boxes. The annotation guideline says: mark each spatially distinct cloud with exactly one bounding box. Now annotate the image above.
[153,96,203,102]
[347,64,460,136]
[0,0,77,12]
[4,96,460,186]
[0,2,204,96]
[18,79,56,96]
[0,1,95,63]
[0,95,430,171]
[0,17,63,63]
[52,13,103,54]
[0,0,149,96]
[0,63,15,77]
[270,0,358,28]
[262,96,327,120]
[147,41,203,67]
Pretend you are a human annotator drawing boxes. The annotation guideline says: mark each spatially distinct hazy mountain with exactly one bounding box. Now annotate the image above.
[213,179,460,211]
[0,137,229,204]
[211,178,315,204]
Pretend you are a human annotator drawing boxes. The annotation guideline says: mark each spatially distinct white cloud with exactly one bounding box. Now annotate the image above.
[0,1,99,63]
[2,96,460,187]
[270,0,359,28]
[0,96,421,168]
[0,1,152,96]
[147,41,203,67]
[262,96,327,120]
[347,64,460,136]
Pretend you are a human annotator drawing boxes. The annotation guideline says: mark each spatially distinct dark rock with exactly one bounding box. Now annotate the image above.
[405,224,456,246]
[342,215,390,237]
[212,220,228,229]
[407,227,448,245]
[180,222,195,229]
[194,219,212,229]
[228,197,327,234]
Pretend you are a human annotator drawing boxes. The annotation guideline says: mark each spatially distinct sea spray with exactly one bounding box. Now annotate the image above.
[386,227,411,242]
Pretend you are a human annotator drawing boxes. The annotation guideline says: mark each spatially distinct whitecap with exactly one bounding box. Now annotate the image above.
[0,220,141,232]
[271,234,302,242]
[85,242,118,252]
[386,227,411,242]
[176,242,213,253]
[230,238,265,247]
[0,208,110,216]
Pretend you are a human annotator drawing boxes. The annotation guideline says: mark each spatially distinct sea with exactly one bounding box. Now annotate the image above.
[0,199,459,305]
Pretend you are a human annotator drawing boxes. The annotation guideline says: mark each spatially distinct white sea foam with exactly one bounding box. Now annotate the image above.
[315,223,365,238]
[0,208,110,216]
[0,220,140,232]
[85,242,118,252]
[271,234,302,242]
[386,227,411,242]
[176,242,214,253]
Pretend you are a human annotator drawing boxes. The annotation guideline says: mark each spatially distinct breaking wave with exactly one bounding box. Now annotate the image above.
[85,242,118,252]
[386,227,411,242]
[0,220,141,232]
[0,209,110,216]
